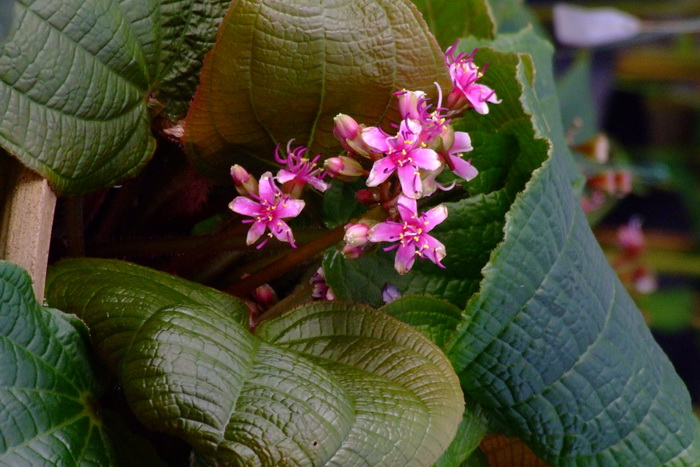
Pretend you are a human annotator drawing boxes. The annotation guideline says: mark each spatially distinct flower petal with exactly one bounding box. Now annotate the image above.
[229,196,261,217]
[368,221,404,243]
[361,126,391,153]
[449,155,478,181]
[410,148,441,171]
[277,197,306,219]
[394,243,417,275]
[246,221,267,245]
[396,196,419,222]
[451,131,473,154]
[367,157,397,187]
[397,164,422,199]
[421,204,448,231]
[257,172,278,201]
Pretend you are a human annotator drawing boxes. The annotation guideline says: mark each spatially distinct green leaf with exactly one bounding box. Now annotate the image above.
[0,0,226,194]
[184,0,451,180]
[46,258,465,465]
[0,260,163,465]
[325,25,700,464]
[321,179,367,229]
[556,52,599,146]
[410,0,495,47]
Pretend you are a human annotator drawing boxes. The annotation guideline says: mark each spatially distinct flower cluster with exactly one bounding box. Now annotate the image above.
[229,43,499,275]
[229,144,329,249]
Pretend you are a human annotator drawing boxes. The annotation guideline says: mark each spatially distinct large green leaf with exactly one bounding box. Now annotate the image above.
[46,258,465,465]
[325,25,700,465]
[0,260,163,465]
[0,0,227,195]
[184,0,451,179]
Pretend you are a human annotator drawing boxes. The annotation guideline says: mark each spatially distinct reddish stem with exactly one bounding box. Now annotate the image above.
[225,224,346,298]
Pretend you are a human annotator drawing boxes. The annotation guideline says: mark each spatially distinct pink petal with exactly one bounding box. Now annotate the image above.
[418,235,447,267]
[449,155,479,181]
[451,131,473,154]
[366,157,397,187]
[422,205,448,231]
[229,197,261,217]
[246,222,267,245]
[308,177,330,192]
[394,243,417,275]
[361,126,391,153]
[258,172,278,201]
[276,169,296,184]
[396,196,419,222]
[410,148,441,171]
[368,221,404,243]
[397,164,422,199]
[277,197,305,218]
[269,219,296,246]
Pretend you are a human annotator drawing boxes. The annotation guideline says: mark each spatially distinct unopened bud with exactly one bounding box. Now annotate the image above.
[344,222,371,247]
[231,165,258,196]
[325,156,365,181]
[333,113,361,140]
[381,283,402,304]
[252,284,278,310]
[356,188,381,205]
[395,89,426,120]
[341,244,365,259]
[333,114,374,157]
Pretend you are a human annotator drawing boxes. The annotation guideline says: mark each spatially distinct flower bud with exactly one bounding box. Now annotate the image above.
[230,165,258,196]
[333,114,373,157]
[341,244,365,259]
[252,284,278,310]
[344,222,372,247]
[381,283,401,304]
[355,188,381,205]
[395,89,426,120]
[325,156,365,182]
[333,113,361,140]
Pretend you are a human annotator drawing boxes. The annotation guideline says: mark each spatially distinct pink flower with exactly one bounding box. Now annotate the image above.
[275,141,329,197]
[395,87,451,144]
[444,43,501,114]
[443,130,478,181]
[368,196,448,274]
[229,172,305,248]
[363,119,441,199]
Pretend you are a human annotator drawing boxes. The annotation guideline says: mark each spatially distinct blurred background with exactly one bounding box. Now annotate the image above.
[530,0,700,409]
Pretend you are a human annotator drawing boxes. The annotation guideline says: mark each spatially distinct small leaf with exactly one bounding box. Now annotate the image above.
[46,258,465,465]
[0,260,163,465]
[184,0,451,179]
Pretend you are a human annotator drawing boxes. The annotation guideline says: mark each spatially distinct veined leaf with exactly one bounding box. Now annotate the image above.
[0,260,163,465]
[184,0,451,180]
[0,0,227,194]
[325,24,700,465]
[46,258,465,465]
